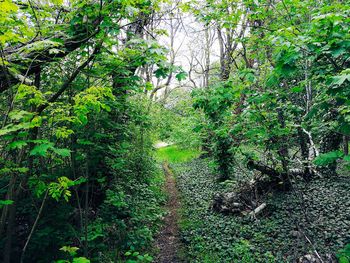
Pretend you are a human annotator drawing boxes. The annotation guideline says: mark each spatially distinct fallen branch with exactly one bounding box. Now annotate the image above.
[300,230,324,263]
[248,203,266,218]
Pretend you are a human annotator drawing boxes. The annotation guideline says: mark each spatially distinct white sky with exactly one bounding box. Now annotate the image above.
[156,8,221,93]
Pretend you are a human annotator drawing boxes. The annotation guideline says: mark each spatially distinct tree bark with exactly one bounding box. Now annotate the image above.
[276,108,291,189]
[343,135,349,155]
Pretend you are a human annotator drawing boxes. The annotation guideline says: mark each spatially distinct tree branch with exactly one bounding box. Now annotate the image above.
[37,45,101,114]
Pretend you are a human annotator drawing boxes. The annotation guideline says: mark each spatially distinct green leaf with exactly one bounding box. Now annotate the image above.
[8,110,33,121]
[339,123,350,136]
[0,0,18,13]
[52,148,71,157]
[77,139,93,145]
[339,256,349,263]
[291,86,303,93]
[0,200,14,208]
[175,71,187,81]
[8,140,27,150]
[59,246,79,256]
[314,151,344,166]
[344,155,350,162]
[72,257,90,263]
[30,143,54,157]
[266,74,278,87]
[154,68,168,79]
[328,74,350,87]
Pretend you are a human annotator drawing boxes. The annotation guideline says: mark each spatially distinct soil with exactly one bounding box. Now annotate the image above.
[154,162,182,263]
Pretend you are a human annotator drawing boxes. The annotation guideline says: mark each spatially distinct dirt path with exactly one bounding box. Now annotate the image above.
[154,161,182,263]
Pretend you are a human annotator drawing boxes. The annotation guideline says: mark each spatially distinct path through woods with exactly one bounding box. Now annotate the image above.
[155,162,182,263]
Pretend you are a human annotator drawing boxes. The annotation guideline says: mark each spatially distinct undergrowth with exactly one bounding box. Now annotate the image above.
[91,164,167,262]
[174,159,350,263]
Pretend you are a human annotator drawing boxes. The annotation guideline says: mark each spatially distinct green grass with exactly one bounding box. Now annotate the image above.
[155,145,201,163]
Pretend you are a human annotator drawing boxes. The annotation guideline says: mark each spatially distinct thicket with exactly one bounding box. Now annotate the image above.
[190,0,350,185]
[0,0,184,262]
[186,0,350,261]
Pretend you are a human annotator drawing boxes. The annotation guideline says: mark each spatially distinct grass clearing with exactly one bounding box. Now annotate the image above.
[155,145,201,163]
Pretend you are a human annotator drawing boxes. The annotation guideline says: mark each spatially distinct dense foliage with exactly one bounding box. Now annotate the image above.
[1,0,349,262]
[191,0,350,182]
[0,0,182,262]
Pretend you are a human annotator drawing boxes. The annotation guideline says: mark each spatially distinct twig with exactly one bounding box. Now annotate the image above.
[300,229,324,263]
[20,190,49,263]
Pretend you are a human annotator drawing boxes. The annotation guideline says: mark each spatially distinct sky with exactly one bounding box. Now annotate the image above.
[154,4,221,96]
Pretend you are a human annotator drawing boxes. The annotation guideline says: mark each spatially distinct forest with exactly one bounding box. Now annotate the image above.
[0,0,349,262]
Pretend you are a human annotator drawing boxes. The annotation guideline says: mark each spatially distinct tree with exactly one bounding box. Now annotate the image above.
[0,0,175,261]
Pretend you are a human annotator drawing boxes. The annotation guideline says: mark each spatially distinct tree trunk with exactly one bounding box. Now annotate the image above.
[343,135,349,155]
[204,24,210,87]
[297,127,312,179]
[276,108,291,189]
[3,67,41,263]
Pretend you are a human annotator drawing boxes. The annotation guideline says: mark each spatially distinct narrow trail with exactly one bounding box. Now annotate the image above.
[155,161,182,263]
